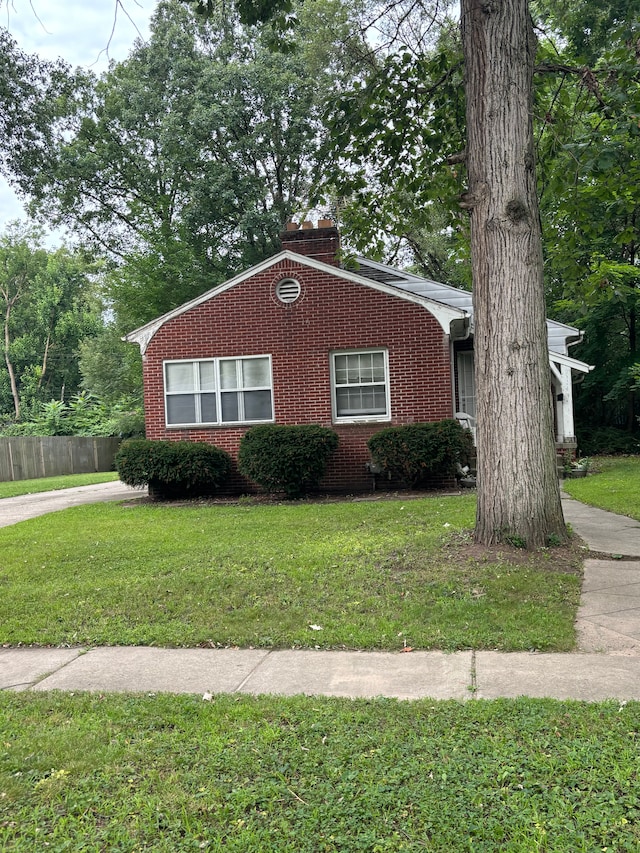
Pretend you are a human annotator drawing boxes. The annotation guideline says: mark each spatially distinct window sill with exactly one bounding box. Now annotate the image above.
[166,420,275,429]
[332,416,391,426]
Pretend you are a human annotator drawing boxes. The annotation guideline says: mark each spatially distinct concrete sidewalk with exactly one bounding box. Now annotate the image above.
[562,495,640,656]
[3,645,640,701]
[561,495,640,557]
[1,483,640,700]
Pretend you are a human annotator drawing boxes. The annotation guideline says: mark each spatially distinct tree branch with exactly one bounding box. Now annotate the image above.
[535,63,608,112]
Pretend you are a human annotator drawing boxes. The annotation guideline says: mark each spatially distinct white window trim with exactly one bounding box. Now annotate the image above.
[330,348,391,424]
[163,355,274,428]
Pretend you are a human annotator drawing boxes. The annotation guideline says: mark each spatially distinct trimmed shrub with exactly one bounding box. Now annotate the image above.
[238,424,339,498]
[115,439,231,499]
[577,427,640,456]
[368,419,474,487]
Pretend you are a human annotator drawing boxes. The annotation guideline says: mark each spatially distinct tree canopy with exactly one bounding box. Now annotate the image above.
[0,27,85,202]
[22,0,366,329]
[534,2,640,432]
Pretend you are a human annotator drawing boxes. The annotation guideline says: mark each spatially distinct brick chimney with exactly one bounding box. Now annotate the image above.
[280,219,340,267]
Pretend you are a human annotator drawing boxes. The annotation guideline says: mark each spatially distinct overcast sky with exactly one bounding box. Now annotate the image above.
[1,0,158,238]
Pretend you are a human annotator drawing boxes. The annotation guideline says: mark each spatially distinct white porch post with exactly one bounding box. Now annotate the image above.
[550,360,575,443]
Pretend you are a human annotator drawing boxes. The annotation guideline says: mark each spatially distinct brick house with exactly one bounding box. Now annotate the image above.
[124,221,592,492]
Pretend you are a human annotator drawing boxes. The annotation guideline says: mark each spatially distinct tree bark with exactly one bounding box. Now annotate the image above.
[461,0,566,547]
[3,302,20,420]
[37,330,51,392]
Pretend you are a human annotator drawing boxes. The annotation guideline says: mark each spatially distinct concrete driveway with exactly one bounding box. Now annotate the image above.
[0,480,146,528]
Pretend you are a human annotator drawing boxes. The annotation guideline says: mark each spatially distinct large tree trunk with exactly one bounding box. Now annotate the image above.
[461,0,566,548]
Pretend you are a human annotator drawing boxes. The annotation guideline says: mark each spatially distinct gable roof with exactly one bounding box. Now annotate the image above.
[124,249,592,374]
[124,250,469,354]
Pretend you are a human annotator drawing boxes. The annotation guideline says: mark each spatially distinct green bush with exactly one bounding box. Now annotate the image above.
[115,439,231,499]
[368,419,474,487]
[238,424,339,498]
[577,427,640,456]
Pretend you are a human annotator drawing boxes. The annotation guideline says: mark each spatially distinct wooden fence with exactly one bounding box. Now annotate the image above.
[0,436,121,482]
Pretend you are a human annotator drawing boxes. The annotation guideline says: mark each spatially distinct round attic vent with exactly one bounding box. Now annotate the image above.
[276,277,301,304]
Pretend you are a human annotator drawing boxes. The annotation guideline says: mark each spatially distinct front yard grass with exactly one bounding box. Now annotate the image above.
[562,455,640,521]
[1,691,639,851]
[0,495,580,651]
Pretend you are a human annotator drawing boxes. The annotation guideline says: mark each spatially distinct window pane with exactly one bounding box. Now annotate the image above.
[199,361,216,391]
[336,387,356,415]
[372,352,385,383]
[361,389,375,410]
[347,354,361,383]
[335,353,383,385]
[457,351,476,418]
[334,351,387,414]
[244,390,272,420]
[361,353,372,380]
[242,357,270,388]
[372,387,386,411]
[221,391,239,422]
[200,393,217,423]
[336,385,386,417]
[167,394,196,424]
[361,388,387,412]
[334,355,348,385]
[166,362,194,392]
[220,360,238,390]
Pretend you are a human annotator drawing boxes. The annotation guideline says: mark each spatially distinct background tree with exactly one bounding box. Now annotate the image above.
[26,0,364,330]
[0,0,367,430]
[321,10,470,275]
[0,223,101,421]
[534,3,640,437]
[0,28,82,201]
[78,324,142,405]
[0,223,46,418]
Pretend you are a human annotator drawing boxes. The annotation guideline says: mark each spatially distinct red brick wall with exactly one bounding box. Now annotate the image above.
[142,258,454,492]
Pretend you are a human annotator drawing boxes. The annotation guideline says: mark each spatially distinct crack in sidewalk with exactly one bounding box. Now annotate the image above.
[470,650,477,697]
[233,650,272,693]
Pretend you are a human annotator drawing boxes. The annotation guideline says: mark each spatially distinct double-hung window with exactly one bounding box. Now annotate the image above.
[164,356,273,426]
[331,349,390,422]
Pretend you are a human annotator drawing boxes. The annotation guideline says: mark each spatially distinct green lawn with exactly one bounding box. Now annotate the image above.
[0,496,580,651]
[0,471,119,499]
[1,692,639,851]
[562,455,640,521]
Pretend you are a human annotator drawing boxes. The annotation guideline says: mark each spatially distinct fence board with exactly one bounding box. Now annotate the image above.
[0,442,12,482]
[0,437,121,482]
[41,436,70,478]
[69,437,95,473]
[9,439,40,480]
